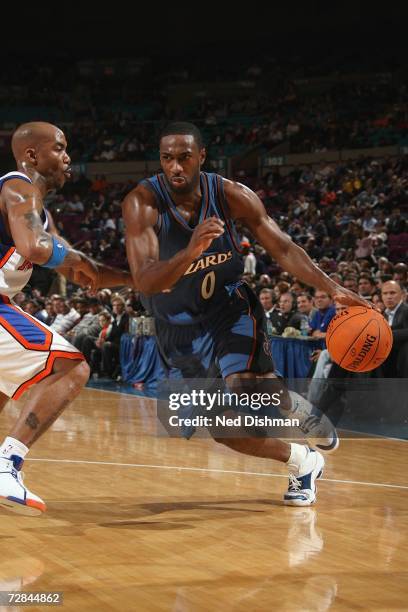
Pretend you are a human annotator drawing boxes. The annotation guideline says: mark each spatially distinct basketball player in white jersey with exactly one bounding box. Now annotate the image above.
[0,122,131,515]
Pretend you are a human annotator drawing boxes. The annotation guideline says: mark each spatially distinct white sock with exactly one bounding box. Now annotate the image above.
[286,443,309,471]
[0,436,29,461]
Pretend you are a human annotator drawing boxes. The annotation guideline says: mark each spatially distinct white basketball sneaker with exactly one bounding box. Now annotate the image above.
[0,457,46,516]
[284,448,325,506]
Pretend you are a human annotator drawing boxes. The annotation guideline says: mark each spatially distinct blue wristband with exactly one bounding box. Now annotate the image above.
[43,235,68,268]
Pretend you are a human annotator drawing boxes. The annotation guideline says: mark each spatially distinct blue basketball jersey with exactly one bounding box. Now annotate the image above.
[140,172,244,325]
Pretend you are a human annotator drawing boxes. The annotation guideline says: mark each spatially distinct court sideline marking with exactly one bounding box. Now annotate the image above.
[27,457,408,491]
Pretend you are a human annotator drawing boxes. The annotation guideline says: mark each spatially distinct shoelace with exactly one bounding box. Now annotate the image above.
[298,415,326,436]
[288,473,302,492]
[291,401,333,435]
[8,466,25,484]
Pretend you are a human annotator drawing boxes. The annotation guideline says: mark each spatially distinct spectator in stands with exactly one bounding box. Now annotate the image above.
[256,274,273,292]
[22,299,46,323]
[372,291,386,313]
[310,291,336,339]
[43,301,55,326]
[393,263,407,287]
[13,292,26,307]
[297,292,317,323]
[379,281,408,377]
[50,297,80,337]
[375,258,394,279]
[100,211,116,231]
[89,311,113,377]
[72,297,90,320]
[329,273,343,285]
[122,289,145,315]
[97,289,113,311]
[65,193,84,214]
[362,210,378,232]
[290,280,308,296]
[307,301,349,406]
[242,242,257,275]
[355,229,373,260]
[68,298,103,354]
[371,235,388,259]
[273,281,291,302]
[358,275,376,298]
[270,292,303,335]
[339,222,358,250]
[99,296,129,379]
[387,207,405,234]
[259,289,275,320]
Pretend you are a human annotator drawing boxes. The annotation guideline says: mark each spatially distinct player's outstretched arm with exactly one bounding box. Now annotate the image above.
[46,210,132,289]
[122,187,224,295]
[224,180,370,308]
[4,179,99,288]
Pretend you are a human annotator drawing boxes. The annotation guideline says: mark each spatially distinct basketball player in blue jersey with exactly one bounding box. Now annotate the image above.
[0,122,132,515]
[123,122,370,506]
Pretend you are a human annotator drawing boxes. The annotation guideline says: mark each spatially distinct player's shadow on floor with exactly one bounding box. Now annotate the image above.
[19,498,281,534]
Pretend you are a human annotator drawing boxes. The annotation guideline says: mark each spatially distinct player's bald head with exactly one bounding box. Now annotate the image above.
[11,122,64,161]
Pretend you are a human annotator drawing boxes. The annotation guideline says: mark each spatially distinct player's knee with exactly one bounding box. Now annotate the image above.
[65,360,90,396]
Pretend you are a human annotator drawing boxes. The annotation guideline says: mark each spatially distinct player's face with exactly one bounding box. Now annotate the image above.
[36,129,71,189]
[160,135,206,195]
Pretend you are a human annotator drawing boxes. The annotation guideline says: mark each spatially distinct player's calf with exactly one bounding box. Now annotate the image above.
[0,358,90,516]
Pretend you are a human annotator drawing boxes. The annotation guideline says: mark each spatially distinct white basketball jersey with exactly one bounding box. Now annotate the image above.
[0,171,49,299]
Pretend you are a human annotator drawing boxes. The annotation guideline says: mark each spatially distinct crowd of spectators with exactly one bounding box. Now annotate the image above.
[41,79,408,162]
[46,155,408,283]
[17,288,146,381]
[1,56,408,164]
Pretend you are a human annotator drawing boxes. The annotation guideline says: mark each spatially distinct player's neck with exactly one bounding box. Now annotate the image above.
[17,164,48,196]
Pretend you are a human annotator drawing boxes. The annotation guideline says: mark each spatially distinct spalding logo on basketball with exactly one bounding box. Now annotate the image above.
[326,306,393,372]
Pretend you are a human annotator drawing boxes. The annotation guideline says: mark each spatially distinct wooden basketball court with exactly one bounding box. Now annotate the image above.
[0,386,407,611]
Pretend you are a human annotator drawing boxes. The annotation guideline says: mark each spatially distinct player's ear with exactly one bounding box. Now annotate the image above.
[25,147,37,165]
[199,147,206,165]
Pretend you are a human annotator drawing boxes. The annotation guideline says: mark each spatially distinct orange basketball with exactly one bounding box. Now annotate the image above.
[326,306,393,372]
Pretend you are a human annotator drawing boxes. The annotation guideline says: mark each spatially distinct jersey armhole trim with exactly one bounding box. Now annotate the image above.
[215,176,244,254]
[138,179,162,235]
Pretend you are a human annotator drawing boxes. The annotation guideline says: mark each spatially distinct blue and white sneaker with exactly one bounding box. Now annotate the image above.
[300,413,339,454]
[0,457,46,516]
[289,395,339,454]
[284,449,324,506]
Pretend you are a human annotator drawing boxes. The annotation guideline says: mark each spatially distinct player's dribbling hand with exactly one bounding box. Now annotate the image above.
[187,217,225,260]
[331,287,373,309]
[74,255,99,291]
